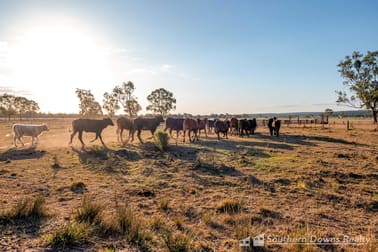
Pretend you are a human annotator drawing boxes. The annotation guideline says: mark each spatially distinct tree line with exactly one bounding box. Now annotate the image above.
[1,50,377,123]
[0,94,39,120]
[76,82,176,118]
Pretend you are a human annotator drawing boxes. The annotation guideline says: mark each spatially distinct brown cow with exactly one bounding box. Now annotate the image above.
[132,115,164,143]
[230,117,238,135]
[183,118,198,143]
[116,117,134,144]
[164,117,184,138]
[197,118,208,138]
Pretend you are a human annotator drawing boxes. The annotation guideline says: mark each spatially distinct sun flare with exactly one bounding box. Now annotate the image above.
[8,24,112,112]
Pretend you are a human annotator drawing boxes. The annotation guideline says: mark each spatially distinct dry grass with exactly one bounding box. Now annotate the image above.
[0,195,48,220]
[0,118,377,251]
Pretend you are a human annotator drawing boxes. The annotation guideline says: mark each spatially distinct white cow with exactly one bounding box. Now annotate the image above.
[12,124,49,147]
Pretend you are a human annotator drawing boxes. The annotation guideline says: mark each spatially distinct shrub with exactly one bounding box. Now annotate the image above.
[154,131,169,151]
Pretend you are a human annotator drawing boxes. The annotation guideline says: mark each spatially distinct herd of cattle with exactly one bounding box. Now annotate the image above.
[10,115,281,148]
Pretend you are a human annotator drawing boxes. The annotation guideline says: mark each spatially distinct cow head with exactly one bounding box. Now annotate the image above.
[104,117,114,126]
[42,124,49,131]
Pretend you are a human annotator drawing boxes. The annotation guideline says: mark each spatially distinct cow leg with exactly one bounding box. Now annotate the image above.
[188,130,192,142]
[90,134,99,143]
[69,130,77,144]
[130,129,135,142]
[269,127,274,136]
[19,137,25,146]
[183,130,186,143]
[98,134,107,148]
[119,129,124,144]
[125,130,130,143]
[34,136,39,145]
[78,131,85,149]
[13,135,18,147]
[116,127,120,142]
[217,132,220,140]
[137,130,143,143]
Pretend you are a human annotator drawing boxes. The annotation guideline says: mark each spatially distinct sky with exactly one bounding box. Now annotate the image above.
[0,0,377,115]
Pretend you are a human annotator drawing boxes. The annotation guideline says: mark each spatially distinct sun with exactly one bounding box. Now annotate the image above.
[8,24,112,113]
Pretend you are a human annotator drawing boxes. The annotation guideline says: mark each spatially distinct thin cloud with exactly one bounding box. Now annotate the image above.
[0,86,31,96]
[160,64,174,72]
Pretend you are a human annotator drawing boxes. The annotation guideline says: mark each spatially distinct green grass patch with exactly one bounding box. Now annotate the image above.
[154,131,169,152]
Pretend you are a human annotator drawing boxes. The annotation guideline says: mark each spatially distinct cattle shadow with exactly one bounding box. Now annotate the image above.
[71,146,141,165]
[299,135,365,146]
[0,147,46,161]
[191,160,245,177]
[251,133,317,147]
[197,136,298,151]
[0,216,45,243]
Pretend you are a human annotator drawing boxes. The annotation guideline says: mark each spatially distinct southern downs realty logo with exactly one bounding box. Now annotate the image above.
[240,234,371,247]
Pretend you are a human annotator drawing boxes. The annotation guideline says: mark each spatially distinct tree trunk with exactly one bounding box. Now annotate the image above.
[373,110,378,124]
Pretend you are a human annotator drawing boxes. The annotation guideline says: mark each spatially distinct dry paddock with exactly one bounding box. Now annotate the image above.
[0,117,377,251]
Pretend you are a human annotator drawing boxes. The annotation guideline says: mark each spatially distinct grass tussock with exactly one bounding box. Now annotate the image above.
[75,195,104,224]
[163,231,192,252]
[154,131,169,152]
[45,221,88,248]
[158,199,170,212]
[6,195,48,220]
[115,205,152,249]
[217,199,242,214]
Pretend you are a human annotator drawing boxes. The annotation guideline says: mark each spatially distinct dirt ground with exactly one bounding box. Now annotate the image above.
[0,118,377,251]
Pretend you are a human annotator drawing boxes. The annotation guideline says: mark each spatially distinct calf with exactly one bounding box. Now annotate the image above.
[12,124,49,147]
[116,117,134,144]
[133,115,164,143]
[69,117,114,148]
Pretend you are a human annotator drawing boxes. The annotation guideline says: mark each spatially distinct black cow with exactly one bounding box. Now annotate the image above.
[248,118,257,135]
[214,120,229,140]
[274,120,281,137]
[238,119,250,137]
